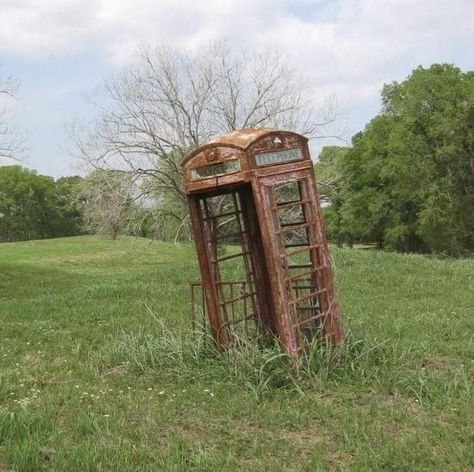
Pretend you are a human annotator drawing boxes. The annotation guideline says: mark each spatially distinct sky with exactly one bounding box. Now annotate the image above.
[0,0,473,178]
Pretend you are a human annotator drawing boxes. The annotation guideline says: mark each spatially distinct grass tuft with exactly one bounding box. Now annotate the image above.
[98,319,464,406]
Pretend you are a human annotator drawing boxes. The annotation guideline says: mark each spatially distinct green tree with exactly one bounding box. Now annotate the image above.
[0,166,55,241]
[340,64,474,255]
[0,166,83,242]
[382,64,474,254]
[54,176,84,236]
[315,146,349,247]
[340,118,394,248]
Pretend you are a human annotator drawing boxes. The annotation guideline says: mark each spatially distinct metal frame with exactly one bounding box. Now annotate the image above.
[182,128,343,356]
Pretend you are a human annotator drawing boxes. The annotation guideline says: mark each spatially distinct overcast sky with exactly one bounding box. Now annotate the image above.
[0,0,473,178]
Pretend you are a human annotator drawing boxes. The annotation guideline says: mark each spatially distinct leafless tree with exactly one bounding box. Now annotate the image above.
[0,71,21,161]
[73,41,341,239]
[77,170,138,239]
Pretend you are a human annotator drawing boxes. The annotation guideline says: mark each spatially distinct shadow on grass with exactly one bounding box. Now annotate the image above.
[0,262,101,299]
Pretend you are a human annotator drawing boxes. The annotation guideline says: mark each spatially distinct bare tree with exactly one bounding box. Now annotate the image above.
[77,170,138,239]
[73,41,341,239]
[0,71,21,161]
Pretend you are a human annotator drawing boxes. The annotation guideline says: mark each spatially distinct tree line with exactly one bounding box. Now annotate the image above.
[0,166,157,243]
[1,44,472,256]
[0,166,83,242]
[316,64,473,256]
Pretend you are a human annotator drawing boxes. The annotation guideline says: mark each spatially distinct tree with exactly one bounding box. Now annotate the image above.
[0,70,21,161]
[314,146,349,247]
[0,166,83,242]
[340,118,394,248]
[54,176,84,236]
[381,64,474,254]
[339,64,474,255]
[73,41,340,240]
[77,170,138,239]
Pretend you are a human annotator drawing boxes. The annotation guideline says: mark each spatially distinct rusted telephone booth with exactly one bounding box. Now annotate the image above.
[182,128,342,356]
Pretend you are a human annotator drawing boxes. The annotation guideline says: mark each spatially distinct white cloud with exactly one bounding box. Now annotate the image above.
[0,0,473,174]
[1,1,471,97]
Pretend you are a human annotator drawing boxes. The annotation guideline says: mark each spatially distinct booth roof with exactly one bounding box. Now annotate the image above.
[182,128,307,166]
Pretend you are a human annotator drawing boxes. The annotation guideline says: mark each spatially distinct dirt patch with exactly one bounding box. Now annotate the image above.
[22,354,43,368]
[179,422,205,441]
[422,356,455,370]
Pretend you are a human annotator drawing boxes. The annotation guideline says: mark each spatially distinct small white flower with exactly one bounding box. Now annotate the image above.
[158,391,165,395]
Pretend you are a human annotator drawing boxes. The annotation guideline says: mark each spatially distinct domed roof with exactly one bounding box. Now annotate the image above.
[182,128,306,166]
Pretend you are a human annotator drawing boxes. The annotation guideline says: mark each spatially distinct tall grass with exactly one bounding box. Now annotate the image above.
[97,318,469,404]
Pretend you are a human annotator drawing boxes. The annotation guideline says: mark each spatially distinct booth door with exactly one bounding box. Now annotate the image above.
[257,172,336,349]
[190,185,274,347]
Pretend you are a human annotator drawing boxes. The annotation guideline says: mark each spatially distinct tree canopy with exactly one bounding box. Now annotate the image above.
[0,166,83,242]
[318,64,474,256]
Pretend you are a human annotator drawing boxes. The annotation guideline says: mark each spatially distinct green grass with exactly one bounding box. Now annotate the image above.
[0,235,473,471]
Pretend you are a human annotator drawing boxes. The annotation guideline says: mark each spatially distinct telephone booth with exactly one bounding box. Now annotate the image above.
[182,128,342,356]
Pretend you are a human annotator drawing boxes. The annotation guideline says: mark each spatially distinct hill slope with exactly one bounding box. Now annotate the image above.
[0,236,473,470]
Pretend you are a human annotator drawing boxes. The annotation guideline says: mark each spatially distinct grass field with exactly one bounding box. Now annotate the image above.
[0,236,473,471]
